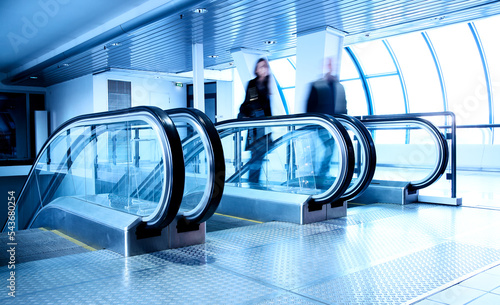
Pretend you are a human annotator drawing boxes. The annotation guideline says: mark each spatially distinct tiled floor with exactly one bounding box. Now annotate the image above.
[418,170,500,210]
[412,263,500,304]
[412,169,500,304]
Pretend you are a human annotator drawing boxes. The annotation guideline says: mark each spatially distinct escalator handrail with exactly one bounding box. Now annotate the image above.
[2,106,184,232]
[216,113,355,205]
[333,114,377,201]
[360,116,448,191]
[165,108,225,224]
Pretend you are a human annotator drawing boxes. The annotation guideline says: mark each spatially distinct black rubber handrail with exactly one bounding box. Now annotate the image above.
[333,114,377,201]
[2,106,184,232]
[360,116,448,191]
[165,108,225,224]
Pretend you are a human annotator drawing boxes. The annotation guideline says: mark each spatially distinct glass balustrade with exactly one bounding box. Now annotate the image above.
[216,114,355,204]
[7,107,184,231]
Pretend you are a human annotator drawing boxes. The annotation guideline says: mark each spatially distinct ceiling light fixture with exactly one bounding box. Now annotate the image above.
[264,40,277,45]
[207,55,218,58]
[58,63,70,68]
[193,8,207,13]
[30,76,38,79]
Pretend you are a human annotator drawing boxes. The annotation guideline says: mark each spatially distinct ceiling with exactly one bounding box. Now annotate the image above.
[2,0,500,87]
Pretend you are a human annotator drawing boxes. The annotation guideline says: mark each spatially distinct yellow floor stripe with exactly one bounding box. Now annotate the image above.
[214,212,263,223]
[39,228,96,251]
[348,202,367,206]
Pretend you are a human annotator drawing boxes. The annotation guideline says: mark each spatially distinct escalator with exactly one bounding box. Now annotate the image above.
[1,106,225,257]
[209,113,376,224]
[355,115,450,205]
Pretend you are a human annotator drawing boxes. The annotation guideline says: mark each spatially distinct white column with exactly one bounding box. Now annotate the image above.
[34,111,49,155]
[295,27,345,114]
[231,48,286,116]
[192,43,205,112]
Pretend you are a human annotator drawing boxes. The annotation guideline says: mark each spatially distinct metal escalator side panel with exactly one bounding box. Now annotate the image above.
[215,113,355,205]
[333,114,377,201]
[166,108,225,224]
[360,116,449,191]
[2,106,184,232]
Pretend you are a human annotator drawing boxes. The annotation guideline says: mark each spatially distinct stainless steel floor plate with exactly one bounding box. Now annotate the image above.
[295,241,500,304]
[2,203,500,304]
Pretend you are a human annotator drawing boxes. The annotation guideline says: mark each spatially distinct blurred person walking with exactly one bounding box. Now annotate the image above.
[306,57,347,178]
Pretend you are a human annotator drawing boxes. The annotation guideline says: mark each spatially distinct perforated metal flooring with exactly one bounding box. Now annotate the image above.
[2,203,500,304]
[0,229,92,266]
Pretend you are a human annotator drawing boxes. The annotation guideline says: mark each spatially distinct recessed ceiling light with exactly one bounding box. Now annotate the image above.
[30,76,38,79]
[264,40,277,45]
[207,55,218,58]
[109,42,121,47]
[193,8,207,13]
[58,63,70,68]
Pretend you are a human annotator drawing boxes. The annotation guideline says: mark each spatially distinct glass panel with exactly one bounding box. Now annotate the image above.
[387,32,444,114]
[175,121,209,212]
[350,40,397,75]
[367,124,439,182]
[456,128,489,145]
[269,57,296,88]
[31,119,164,218]
[340,49,360,80]
[220,123,345,195]
[342,79,368,116]
[368,76,406,115]
[427,23,489,125]
[370,129,406,144]
[474,15,500,126]
[83,121,163,216]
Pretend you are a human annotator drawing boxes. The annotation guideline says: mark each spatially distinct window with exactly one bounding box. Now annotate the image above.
[427,23,488,125]
[388,32,444,114]
[474,15,500,124]
[0,92,45,163]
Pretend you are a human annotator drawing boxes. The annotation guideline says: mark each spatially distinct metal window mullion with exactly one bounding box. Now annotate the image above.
[422,32,448,113]
[383,39,410,143]
[469,22,494,144]
[287,57,296,70]
[364,72,399,78]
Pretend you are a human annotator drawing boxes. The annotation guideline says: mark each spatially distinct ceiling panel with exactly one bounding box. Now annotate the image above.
[3,0,500,87]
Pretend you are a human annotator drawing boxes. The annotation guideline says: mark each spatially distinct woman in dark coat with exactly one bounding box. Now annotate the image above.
[238,58,272,184]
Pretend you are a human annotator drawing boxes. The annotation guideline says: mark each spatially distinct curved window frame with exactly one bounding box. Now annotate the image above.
[267,17,497,144]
